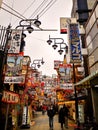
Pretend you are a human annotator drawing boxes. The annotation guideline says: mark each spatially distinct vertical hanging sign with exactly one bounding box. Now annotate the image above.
[8,30,22,53]
[69,24,82,63]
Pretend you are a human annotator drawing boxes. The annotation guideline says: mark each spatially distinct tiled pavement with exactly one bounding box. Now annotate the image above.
[19,112,76,130]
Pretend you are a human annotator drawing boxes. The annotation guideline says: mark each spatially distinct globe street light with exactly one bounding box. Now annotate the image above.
[31,58,45,69]
[47,35,68,55]
[16,16,57,34]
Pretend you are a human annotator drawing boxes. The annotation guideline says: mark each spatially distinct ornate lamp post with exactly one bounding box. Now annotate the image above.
[31,58,45,69]
[47,35,68,55]
[16,15,42,34]
[16,16,57,34]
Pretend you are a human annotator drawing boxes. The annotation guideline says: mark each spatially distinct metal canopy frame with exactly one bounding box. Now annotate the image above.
[74,70,98,87]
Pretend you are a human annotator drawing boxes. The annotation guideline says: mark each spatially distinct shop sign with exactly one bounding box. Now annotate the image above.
[60,83,73,90]
[54,60,62,69]
[4,75,25,83]
[5,55,23,77]
[8,30,22,53]
[22,56,31,65]
[60,17,69,34]
[60,18,77,34]
[69,24,82,63]
[2,91,19,104]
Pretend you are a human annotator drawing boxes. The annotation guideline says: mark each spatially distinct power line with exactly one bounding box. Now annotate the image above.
[29,0,48,19]
[20,0,36,16]
[38,0,58,18]
[29,0,58,19]
[0,6,24,20]
[2,2,26,19]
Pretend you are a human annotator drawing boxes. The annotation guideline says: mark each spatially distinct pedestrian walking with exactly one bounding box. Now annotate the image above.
[58,106,65,130]
[47,105,55,130]
[63,104,69,129]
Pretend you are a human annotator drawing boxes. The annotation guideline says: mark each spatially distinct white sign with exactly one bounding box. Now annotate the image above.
[8,30,22,53]
[4,76,25,83]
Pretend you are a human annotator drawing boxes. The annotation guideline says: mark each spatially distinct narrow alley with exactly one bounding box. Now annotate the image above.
[19,111,75,130]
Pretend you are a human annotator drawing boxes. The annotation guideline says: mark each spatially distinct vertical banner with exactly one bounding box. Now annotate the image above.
[8,30,22,53]
[69,24,82,63]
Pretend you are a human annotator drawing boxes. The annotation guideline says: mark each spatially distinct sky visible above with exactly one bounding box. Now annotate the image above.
[0,0,73,76]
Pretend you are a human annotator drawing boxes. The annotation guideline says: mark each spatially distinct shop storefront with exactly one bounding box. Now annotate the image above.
[75,70,98,124]
[1,90,20,130]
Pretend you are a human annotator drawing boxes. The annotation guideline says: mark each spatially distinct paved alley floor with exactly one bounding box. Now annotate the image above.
[20,111,76,130]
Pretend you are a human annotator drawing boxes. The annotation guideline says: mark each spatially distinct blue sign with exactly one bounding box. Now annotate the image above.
[69,24,82,63]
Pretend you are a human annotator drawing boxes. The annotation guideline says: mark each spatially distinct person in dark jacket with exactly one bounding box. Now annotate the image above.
[47,105,55,130]
[58,107,65,130]
[63,104,69,129]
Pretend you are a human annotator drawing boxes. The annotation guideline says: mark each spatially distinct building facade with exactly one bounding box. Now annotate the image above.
[71,0,98,124]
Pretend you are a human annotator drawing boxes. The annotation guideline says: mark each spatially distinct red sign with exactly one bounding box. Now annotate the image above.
[2,91,19,104]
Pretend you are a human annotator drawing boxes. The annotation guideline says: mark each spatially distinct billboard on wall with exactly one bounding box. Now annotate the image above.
[68,23,82,63]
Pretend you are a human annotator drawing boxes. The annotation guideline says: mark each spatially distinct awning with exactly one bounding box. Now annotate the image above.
[74,70,98,87]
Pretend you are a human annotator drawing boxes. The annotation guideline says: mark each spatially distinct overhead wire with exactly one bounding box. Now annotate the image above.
[2,0,58,22]
[9,0,14,23]
[38,0,58,18]
[0,2,43,30]
[2,2,26,19]
[21,0,36,15]
[29,0,48,19]
[0,0,58,31]
[12,0,36,25]
[28,0,58,19]
[0,6,24,20]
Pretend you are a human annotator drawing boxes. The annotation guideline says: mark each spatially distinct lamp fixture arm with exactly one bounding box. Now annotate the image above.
[49,35,64,43]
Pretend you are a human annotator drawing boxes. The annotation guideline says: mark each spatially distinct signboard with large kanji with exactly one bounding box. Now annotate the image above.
[68,24,82,63]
